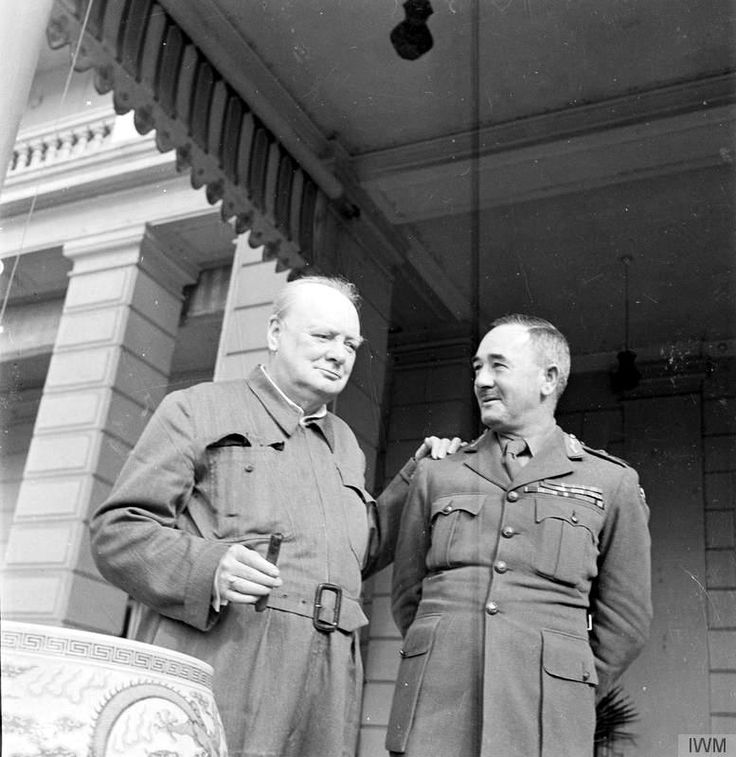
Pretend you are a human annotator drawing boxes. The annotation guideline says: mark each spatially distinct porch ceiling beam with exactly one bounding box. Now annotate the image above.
[356,73,736,180]
[156,0,341,201]
[156,0,470,319]
[361,101,736,223]
[47,0,344,276]
[46,0,469,320]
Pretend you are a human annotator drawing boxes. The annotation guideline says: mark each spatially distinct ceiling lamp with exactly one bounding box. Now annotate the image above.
[612,254,641,393]
[391,0,434,61]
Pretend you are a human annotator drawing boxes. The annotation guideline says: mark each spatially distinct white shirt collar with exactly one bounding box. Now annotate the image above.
[259,365,327,426]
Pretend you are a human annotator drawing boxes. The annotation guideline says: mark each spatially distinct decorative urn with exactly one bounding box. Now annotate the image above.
[1,620,228,757]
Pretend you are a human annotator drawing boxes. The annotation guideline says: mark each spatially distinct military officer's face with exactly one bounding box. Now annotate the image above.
[472,324,551,434]
[267,284,362,413]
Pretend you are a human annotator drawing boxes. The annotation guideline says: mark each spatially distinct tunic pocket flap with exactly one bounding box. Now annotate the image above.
[431,494,485,519]
[400,614,441,658]
[535,497,602,532]
[542,629,598,685]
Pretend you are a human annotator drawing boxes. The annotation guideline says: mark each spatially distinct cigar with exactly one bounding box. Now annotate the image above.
[255,533,283,612]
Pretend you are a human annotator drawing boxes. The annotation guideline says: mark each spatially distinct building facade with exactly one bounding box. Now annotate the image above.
[1,2,735,754]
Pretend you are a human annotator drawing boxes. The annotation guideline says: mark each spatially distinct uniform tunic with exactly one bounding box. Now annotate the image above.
[388,427,652,757]
[90,367,413,757]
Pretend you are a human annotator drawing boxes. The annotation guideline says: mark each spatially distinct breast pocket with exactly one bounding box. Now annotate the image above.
[534,497,603,587]
[203,439,283,541]
[429,494,486,567]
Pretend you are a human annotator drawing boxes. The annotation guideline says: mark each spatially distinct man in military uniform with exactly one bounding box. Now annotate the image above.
[387,314,652,757]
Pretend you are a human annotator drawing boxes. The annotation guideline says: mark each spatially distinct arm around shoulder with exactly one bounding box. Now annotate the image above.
[363,456,418,579]
[391,458,433,636]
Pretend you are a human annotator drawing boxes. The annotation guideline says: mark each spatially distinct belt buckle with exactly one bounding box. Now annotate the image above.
[313,583,342,633]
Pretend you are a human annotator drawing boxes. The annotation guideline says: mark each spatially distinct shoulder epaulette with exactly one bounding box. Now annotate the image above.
[462,431,487,453]
[581,444,630,468]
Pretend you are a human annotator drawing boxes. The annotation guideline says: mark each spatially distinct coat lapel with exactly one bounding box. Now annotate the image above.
[462,431,508,490]
[512,426,574,490]
[247,366,302,443]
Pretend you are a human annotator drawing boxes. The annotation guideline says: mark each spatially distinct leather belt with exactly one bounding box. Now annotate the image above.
[313,583,342,632]
[264,585,368,633]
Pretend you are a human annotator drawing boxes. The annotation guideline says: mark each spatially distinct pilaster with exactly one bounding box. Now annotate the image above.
[214,233,289,382]
[1,226,196,631]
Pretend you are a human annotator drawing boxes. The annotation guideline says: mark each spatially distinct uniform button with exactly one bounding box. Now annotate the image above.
[582,670,590,681]
[443,504,453,514]
[571,511,579,523]
[494,560,508,574]
[485,601,499,615]
[501,526,516,538]
[506,491,519,502]
[244,464,255,472]
[399,649,406,657]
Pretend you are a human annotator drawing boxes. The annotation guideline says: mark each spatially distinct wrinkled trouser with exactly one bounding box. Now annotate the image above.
[150,606,362,757]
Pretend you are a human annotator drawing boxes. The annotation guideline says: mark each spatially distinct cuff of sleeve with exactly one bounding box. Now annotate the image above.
[185,541,231,631]
[211,562,229,612]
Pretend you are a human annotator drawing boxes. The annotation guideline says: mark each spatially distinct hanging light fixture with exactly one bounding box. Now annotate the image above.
[390,0,434,61]
[611,254,641,392]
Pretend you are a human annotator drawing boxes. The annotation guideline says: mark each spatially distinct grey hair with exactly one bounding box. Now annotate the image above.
[489,313,571,399]
[271,275,361,319]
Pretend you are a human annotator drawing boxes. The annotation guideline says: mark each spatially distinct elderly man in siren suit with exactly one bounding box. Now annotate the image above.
[90,276,459,757]
[387,314,652,757]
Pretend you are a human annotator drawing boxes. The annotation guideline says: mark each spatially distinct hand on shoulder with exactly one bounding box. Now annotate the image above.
[414,436,465,460]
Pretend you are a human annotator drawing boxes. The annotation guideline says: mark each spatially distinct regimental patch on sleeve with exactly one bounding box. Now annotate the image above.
[524,480,605,510]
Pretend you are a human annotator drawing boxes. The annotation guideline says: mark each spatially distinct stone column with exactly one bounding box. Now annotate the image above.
[0,0,55,185]
[1,226,196,632]
[214,233,289,381]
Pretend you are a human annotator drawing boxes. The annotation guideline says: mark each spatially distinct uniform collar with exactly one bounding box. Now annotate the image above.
[510,425,576,489]
[461,431,507,489]
[462,425,578,490]
[496,421,556,458]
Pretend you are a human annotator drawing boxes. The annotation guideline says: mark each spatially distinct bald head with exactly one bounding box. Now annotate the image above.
[272,276,361,320]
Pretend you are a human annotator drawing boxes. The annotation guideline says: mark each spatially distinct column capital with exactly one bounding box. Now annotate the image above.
[62,225,148,269]
[62,225,198,297]
[141,227,198,298]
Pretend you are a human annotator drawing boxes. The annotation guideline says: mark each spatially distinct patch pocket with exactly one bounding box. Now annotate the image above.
[429,494,485,567]
[541,629,597,757]
[386,614,442,753]
[534,497,603,587]
[542,628,598,685]
[204,442,281,540]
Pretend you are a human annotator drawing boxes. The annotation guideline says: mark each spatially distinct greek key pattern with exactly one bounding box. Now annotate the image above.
[1,628,212,687]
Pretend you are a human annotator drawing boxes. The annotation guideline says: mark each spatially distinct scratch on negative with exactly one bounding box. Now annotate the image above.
[680,567,717,622]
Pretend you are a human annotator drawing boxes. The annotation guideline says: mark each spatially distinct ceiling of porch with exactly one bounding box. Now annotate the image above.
[155,0,734,357]
[163,0,734,153]
[40,0,736,358]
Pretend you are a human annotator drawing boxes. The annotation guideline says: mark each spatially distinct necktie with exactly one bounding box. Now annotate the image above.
[503,438,528,480]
